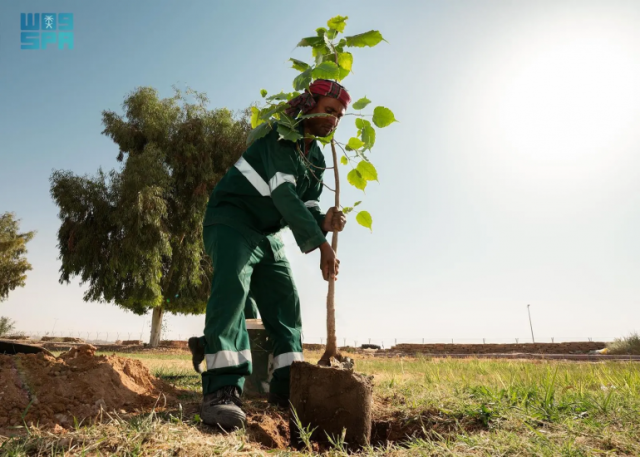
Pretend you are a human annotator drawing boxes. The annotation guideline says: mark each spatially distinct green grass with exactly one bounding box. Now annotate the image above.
[2,352,639,456]
[607,332,640,355]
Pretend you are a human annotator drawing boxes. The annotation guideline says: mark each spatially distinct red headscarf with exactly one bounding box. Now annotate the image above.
[285,79,351,117]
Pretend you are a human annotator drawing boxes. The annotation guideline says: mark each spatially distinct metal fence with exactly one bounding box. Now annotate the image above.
[12,330,616,347]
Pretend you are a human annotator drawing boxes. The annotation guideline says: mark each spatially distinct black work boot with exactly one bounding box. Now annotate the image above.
[201,386,246,430]
[188,336,205,373]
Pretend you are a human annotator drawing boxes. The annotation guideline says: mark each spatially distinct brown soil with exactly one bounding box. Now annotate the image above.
[236,398,485,451]
[246,409,290,449]
[0,345,176,433]
[290,361,374,449]
[370,406,486,445]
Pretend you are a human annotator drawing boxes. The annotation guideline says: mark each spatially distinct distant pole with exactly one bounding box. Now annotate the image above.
[51,318,59,335]
[527,304,535,343]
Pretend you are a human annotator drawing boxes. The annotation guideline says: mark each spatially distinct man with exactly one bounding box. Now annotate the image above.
[195,79,351,430]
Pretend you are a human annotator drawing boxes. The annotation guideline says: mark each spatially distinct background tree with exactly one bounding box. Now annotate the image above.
[0,212,35,302]
[0,316,16,336]
[50,87,250,346]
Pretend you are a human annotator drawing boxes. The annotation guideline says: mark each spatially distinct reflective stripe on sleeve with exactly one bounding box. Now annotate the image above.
[234,157,270,196]
[205,349,252,370]
[269,172,296,192]
[272,351,304,370]
[304,200,320,209]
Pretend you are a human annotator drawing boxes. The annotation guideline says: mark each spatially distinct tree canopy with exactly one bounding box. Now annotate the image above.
[50,87,250,344]
[0,212,35,302]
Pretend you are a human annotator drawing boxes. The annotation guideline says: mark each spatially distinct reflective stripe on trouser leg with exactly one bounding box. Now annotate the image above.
[205,350,252,370]
[272,352,304,370]
[201,224,266,395]
[249,237,303,398]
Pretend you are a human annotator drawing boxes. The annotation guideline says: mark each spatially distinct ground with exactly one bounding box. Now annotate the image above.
[1,349,639,456]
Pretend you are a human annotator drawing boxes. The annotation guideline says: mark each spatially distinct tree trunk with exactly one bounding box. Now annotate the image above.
[149,307,164,347]
[319,140,341,365]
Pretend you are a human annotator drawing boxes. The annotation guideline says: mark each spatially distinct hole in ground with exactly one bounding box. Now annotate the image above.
[239,400,488,451]
[371,408,487,446]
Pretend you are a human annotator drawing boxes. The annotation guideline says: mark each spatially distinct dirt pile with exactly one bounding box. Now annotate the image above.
[390,341,606,355]
[0,345,175,431]
[40,336,84,343]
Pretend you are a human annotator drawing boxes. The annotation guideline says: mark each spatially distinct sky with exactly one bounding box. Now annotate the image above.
[1,0,639,347]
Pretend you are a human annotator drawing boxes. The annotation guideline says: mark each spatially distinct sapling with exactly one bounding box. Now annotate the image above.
[248,16,396,367]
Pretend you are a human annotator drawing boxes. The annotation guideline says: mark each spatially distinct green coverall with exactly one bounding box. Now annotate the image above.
[201,123,328,398]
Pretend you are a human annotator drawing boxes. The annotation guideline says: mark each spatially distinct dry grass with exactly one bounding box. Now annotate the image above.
[2,350,640,456]
[607,332,640,355]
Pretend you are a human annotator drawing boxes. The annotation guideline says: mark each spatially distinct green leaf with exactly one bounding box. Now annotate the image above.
[250,106,263,129]
[340,156,348,165]
[327,15,348,33]
[352,97,371,110]
[297,113,332,120]
[312,61,340,80]
[290,58,310,72]
[298,36,324,47]
[323,32,334,49]
[277,113,297,130]
[316,27,327,38]
[356,211,373,231]
[356,161,378,181]
[293,69,312,91]
[267,92,293,102]
[356,119,376,149]
[354,201,362,207]
[260,89,267,98]
[325,28,338,40]
[362,124,376,149]
[246,122,272,146]
[337,52,353,71]
[313,46,332,61]
[315,130,334,146]
[345,30,385,48]
[347,137,365,150]
[372,106,397,128]
[347,169,367,191]
[337,67,350,81]
[342,206,353,214]
[259,103,287,121]
[277,123,303,143]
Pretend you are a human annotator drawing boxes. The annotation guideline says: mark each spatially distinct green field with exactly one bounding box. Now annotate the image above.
[1,351,639,456]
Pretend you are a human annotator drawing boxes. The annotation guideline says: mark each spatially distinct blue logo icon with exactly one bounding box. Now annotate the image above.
[21,13,74,50]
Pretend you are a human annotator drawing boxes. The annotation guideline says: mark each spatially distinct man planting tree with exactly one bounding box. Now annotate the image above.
[192,79,351,430]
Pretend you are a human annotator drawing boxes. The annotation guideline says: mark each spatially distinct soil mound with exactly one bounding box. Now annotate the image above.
[0,345,175,431]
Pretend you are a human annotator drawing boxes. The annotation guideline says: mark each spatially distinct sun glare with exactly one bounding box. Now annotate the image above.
[482,15,640,181]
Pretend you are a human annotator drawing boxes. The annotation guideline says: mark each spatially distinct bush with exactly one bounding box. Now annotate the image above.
[0,316,16,336]
[607,332,640,355]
